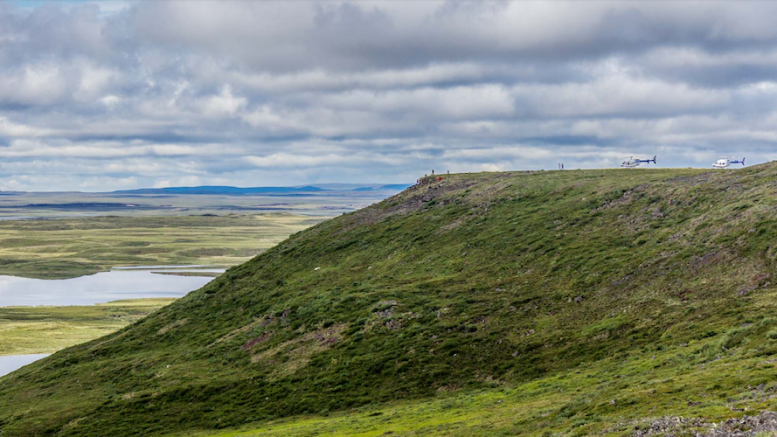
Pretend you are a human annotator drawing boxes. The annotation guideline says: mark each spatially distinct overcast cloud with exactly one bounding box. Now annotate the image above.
[1,0,776,191]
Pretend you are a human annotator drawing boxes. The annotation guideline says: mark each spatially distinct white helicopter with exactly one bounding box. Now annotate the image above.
[621,155,656,168]
[712,156,745,169]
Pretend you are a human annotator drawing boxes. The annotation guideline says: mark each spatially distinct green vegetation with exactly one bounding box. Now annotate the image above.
[0,214,324,278]
[177,335,777,436]
[5,165,777,436]
[0,299,175,356]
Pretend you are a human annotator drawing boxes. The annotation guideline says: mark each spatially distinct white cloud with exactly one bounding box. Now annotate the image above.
[75,63,118,101]
[201,85,247,117]
[245,153,358,168]
[0,117,52,137]
[0,65,71,106]
[323,85,515,119]
[101,94,120,109]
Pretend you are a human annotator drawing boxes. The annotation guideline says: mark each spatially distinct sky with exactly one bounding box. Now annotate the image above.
[1,0,777,191]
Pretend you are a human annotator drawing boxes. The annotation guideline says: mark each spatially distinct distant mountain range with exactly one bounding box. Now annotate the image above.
[352,184,410,191]
[112,184,410,196]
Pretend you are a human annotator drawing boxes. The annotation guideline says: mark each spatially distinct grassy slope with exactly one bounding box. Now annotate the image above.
[0,214,324,279]
[3,166,777,436]
[0,299,175,356]
[183,331,777,437]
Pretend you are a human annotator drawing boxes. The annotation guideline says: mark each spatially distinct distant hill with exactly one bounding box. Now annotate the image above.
[112,184,410,196]
[112,185,325,195]
[6,166,777,436]
[352,184,412,191]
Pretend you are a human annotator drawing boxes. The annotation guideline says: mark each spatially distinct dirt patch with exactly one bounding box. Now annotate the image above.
[208,318,264,347]
[592,188,642,212]
[242,332,273,351]
[666,172,716,187]
[438,216,472,234]
[209,312,289,348]
[157,318,188,335]
[250,324,346,379]
[337,173,518,233]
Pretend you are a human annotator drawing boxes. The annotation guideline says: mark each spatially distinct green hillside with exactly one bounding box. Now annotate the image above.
[4,165,777,436]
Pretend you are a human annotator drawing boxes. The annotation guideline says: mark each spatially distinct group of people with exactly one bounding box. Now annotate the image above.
[416,169,448,185]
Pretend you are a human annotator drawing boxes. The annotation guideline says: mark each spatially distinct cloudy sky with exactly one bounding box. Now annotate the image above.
[1,0,776,191]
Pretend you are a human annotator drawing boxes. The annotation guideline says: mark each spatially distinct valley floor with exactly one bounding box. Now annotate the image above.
[0,299,175,356]
[0,213,324,356]
[0,213,326,279]
[0,214,324,356]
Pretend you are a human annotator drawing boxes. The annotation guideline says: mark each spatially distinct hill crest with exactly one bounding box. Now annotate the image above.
[3,165,777,436]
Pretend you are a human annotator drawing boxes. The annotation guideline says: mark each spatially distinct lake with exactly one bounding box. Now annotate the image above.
[0,354,51,377]
[0,267,222,307]
[0,266,222,376]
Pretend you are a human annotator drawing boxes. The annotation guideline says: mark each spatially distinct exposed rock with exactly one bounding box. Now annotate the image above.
[374,300,398,318]
[703,411,777,436]
[630,411,777,436]
[738,285,757,296]
[242,332,273,351]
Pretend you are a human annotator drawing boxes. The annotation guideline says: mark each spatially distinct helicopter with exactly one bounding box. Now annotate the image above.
[712,156,745,169]
[621,155,656,168]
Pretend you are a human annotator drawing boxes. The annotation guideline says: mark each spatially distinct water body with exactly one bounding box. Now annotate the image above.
[0,266,223,374]
[0,354,50,377]
[0,267,223,307]
[112,265,217,270]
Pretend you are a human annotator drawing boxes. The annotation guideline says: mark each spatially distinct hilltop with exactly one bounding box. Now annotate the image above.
[4,165,777,436]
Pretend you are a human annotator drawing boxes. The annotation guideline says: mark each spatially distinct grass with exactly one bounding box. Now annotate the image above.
[0,214,326,279]
[0,299,176,356]
[175,330,777,436]
[5,165,777,436]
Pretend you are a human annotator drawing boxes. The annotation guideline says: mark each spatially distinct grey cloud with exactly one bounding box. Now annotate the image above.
[1,1,777,191]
